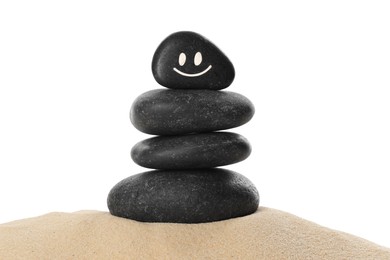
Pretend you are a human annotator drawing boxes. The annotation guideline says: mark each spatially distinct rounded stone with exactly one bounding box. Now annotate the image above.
[152,31,235,90]
[130,89,255,135]
[107,169,259,223]
[131,132,251,169]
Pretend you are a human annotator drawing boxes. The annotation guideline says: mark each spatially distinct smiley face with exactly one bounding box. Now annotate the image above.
[152,31,235,90]
[173,52,212,77]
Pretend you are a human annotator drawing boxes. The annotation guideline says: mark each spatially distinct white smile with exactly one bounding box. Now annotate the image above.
[173,65,212,77]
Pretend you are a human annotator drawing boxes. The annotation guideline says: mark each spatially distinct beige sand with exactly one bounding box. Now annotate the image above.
[1,207,389,260]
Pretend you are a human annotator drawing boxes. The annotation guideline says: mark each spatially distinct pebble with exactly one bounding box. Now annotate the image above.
[131,132,251,169]
[152,31,235,90]
[130,89,254,135]
[107,168,259,223]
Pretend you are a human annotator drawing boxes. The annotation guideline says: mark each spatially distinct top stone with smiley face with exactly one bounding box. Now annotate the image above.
[152,31,235,90]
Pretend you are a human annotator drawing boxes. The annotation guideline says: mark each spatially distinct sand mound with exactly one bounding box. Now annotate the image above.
[1,207,389,259]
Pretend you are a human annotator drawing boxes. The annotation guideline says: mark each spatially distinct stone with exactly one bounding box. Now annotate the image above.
[131,132,251,169]
[107,168,259,223]
[152,31,235,90]
[130,89,255,135]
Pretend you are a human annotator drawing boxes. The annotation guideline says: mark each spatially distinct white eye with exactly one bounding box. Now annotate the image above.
[179,53,186,66]
[194,52,202,66]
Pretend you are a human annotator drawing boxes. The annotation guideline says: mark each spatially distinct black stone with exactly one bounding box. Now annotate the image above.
[130,89,254,135]
[131,132,251,170]
[107,168,259,223]
[152,31,235,90]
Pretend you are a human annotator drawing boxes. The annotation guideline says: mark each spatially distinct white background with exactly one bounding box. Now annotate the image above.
[1,0,389,248]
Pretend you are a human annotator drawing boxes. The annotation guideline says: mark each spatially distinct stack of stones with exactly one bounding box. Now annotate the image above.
[107,31,259,223]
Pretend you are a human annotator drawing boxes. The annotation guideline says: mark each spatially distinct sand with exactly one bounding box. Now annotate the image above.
[1,207,389,259]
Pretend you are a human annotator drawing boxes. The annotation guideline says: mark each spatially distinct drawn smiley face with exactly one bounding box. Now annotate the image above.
[173,51,212,77]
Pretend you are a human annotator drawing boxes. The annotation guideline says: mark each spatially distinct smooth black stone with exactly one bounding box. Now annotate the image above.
[107,169,259,223]
[131,132,251,170]
[152,31,235,90]
[130,89,255,135]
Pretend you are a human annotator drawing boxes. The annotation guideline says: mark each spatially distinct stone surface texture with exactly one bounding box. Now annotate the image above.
[107,168,259,223]
[152,31,235,90]
[131,132,251,169]
[130,89,255,135]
